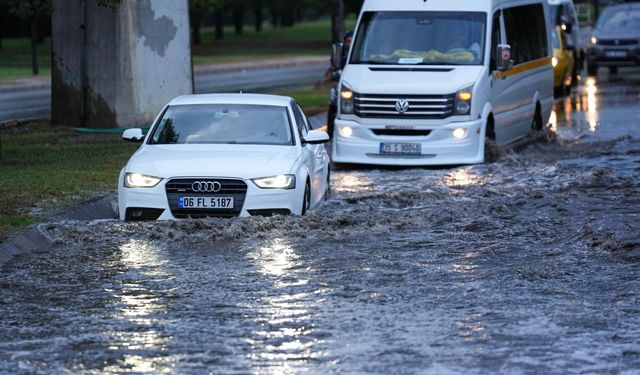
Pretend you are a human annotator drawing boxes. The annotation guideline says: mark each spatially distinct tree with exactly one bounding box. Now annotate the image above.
[331,0,345,44]
[7,0,50,75]
[232,1,244,35]
[254,0,263,32]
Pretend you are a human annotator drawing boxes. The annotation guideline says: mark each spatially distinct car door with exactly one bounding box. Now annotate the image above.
[489,9,519,144]
[292,103,326,205]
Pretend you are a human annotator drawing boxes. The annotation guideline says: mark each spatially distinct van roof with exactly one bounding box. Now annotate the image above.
[361,0,547,12]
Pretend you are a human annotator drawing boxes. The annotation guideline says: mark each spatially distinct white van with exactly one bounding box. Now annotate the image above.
[332,0,554,166]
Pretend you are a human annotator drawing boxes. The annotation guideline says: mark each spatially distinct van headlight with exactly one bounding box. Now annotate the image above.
[340,83,354,114]
[125,173,162,188]
[454,85,473,115]
[252,175,296,189]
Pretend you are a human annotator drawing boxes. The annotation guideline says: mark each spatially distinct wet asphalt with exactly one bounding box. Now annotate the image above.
[0,68,639,374]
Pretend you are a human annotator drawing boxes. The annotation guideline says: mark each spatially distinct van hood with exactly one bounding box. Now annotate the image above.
[341,65,484,95]
[126,144,300,180]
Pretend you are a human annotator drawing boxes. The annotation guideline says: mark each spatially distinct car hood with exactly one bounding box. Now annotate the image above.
[126,144,301,179]
[593,29,640,40]
[341,65,484,94]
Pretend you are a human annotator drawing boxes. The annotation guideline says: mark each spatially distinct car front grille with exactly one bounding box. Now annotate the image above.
[165,178,247,219]
[598,39,637,46]
[354,93,455,119]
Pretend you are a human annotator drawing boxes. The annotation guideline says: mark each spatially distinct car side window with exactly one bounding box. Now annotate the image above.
[291,102,308,137]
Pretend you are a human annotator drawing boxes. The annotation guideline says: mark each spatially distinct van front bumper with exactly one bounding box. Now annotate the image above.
[331,118,485,166]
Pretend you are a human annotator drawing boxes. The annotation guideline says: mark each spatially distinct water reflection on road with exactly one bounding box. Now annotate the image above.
[0,68,639,374]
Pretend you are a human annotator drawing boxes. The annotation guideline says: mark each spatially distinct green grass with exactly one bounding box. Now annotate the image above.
[277,86,329,111]
[192,18,356,64]
[0,122,138,240]
[0,37,51,83]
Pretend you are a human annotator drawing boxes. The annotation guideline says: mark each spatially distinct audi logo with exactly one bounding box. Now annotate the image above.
[395,99,410,114]
[191,181,222,193]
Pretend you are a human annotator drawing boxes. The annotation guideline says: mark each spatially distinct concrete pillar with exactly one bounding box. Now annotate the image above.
[52,0,192,128]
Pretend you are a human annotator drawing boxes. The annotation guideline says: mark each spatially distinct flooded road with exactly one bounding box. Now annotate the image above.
[1,68,639,374]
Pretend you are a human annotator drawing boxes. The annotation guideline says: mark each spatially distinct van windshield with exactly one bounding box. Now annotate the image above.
[351,11,486,66]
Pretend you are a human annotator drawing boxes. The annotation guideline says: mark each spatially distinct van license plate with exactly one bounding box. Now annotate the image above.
[380,143,421,155]
[605,51,627,58]
[179,196,234,209]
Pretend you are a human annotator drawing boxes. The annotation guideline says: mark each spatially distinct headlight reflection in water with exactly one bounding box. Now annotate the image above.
[246,239,327,373]
[102,240,175,374]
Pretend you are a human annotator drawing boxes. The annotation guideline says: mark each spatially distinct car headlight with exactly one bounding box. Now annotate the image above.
[340,83,354,114]
[125,173,162,188]
[454,85,473,115]
[252,175,296,189]
[590,36,597,45]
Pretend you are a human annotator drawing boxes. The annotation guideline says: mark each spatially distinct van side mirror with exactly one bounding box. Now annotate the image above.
[331,42,343,69]
[122,128,144,142]
[496,44,513,71]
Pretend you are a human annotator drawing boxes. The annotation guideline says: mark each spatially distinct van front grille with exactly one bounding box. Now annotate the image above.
[354,93,455,119]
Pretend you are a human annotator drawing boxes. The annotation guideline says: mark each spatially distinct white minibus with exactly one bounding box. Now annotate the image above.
[332,0,554,165]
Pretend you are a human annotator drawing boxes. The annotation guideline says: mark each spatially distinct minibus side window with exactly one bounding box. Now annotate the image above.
[503,4,548,65]
[490,11,501,71]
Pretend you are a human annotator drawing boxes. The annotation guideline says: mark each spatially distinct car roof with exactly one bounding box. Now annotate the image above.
[168,93,294,107]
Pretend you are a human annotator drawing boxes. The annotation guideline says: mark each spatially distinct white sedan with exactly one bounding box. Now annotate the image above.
[118,94,330,220]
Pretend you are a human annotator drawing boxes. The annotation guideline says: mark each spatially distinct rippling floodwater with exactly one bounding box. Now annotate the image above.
[1,69,639,374]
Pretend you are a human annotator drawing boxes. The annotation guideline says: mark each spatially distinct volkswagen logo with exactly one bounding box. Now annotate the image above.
[192,181,222,193]
[395,99,410,114]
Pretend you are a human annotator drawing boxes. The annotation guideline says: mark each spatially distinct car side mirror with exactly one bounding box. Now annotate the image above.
[122,128,144,143]
[303,130,330,145]
[331,42,343,69]
[496,44,513,71]
[560,16,573,33]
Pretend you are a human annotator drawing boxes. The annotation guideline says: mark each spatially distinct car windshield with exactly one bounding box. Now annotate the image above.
[350,11,486,66]
[596,8,640,29]
[149,104,294,145]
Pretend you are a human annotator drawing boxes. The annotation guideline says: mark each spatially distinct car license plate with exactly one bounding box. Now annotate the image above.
[178,196,234,209]
[380,142,421,155]
[605,50,627,58]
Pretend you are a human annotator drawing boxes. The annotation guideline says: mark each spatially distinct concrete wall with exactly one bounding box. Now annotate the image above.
[52,0,193,128]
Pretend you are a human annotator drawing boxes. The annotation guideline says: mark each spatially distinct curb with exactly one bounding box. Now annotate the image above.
[0,195,118,268]
[193,56,329,75]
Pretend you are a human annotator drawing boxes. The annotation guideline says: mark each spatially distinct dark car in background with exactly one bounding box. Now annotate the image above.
[584,2,640,75]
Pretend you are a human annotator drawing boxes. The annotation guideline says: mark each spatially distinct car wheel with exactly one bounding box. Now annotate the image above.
[483,117,497,163]
[301,182,310,215]
[324,168,331,200]
[587,62,597,76]
[531,104,543,132]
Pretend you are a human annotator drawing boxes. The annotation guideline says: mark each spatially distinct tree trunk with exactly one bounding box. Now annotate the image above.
[233,3,244,35]
[280,7,294,27]
[214,8,224,40]
[269,5,279,27]
[191,13,202,45]
[255,0,262,32]
[30,16,39,75]
[331,0,345,44]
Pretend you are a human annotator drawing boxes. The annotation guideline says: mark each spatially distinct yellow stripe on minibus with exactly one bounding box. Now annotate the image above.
[494,57,552,79]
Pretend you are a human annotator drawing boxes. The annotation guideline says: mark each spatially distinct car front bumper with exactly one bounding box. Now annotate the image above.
[118,177,304,220]
[331,118,485,166]
[586,44,640,66]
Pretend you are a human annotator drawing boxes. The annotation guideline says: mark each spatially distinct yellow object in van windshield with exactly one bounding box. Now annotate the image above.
[371,49,475,63]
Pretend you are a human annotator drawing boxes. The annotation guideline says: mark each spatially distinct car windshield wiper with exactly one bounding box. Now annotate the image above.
[358,60,395,65]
